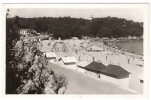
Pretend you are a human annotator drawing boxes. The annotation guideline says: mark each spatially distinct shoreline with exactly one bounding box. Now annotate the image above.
[91,41,143,59]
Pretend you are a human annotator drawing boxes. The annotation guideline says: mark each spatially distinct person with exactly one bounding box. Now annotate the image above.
[79,56,81,61]
[106,56,107,60]
[93,57,95,61]
[128,58,130,64]
[49,37,51,44]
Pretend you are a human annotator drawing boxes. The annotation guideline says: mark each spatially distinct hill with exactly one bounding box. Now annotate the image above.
[7,16,143,39]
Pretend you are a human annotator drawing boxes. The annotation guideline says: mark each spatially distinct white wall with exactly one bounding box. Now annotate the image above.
[77,67,85,73]
[117,77,129,88]
[101,74,129,88]
[59,60,77,70]
[65,65,77,70]
[101,74,117,84]
[86,70,98,78]
[49,59,56,63]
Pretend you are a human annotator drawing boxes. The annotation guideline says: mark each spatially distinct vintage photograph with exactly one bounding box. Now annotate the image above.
[3,4,148,96]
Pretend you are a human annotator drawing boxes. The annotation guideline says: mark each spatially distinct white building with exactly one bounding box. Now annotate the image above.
[19,29,30,35]
[76,60,91,73]
[85,61,106,78]
[58,57,77,70]
[100,64,131,88]
[44,52,57,62]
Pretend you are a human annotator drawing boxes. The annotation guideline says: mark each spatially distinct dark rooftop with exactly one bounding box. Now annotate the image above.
[85,61,106,72]
[100,64,131,78]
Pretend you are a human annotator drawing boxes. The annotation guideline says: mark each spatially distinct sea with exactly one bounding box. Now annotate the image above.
[92,40,143,56]
[115,41,143,56]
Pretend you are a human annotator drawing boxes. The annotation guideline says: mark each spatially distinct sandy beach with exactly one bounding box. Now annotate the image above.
[40,39,143,93]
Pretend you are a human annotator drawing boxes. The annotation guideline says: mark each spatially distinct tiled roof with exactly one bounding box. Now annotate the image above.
[100,64,131,77]
[85,61,106,72]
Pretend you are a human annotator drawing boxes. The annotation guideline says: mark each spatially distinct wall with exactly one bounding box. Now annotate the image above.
[101,74,117,84]
[85,70,98,78]
[47,57,56,63]
[117,77,129,88]
[59,60,77,70]
[77,66,85,73]
[65,64,77,70]
[101,74,129,88]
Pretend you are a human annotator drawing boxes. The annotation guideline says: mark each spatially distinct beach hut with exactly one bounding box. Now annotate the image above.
[87,45,103,52]
[100,64,131,88]
[76,60,91,73]
[44,52,57,62]
[51,42,68,52]
[58,57,77,70]
[72,37,79,40]
[85,61,106,78]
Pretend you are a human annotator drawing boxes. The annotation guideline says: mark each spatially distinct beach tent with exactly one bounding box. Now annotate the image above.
[85,61,106,78]
[100,64,131,88]
[58,57,77,70]
[76,60,91,73]
[51,42,68,52]
[87,45,103,52]
[44,52,57,62]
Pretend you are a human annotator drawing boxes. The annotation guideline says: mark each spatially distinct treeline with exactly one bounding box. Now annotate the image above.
[7,16,143,39]
[6,15,68,94]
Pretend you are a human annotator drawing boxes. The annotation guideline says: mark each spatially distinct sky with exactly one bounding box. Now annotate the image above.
[8,8,144,22]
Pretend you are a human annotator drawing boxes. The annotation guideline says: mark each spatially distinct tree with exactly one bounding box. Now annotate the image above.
[6,14,21,94]
[51,74,68,94]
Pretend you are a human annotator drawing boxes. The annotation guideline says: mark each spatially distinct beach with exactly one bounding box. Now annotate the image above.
[40,39,144,93]
[91,41,143,59]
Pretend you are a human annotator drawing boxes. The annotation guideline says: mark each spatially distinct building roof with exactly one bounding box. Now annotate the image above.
[85,61,106,72]
[44,52,57,58]
[60,57,77,64]
[77,60,91,68]
[100,64,131,78]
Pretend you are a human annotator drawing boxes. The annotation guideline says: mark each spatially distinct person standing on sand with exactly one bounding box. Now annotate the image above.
[79,56,81,61]
[93,57,95,61]
[128,58,130,64]
[106,55,107,60]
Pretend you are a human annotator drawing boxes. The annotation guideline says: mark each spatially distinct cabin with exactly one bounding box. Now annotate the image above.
[44,52,57,62]
[58,57,77,70]
[19,29,38,36]
[85,61,106,78]
[100,64,131,88]
[72,37,79,40]
[76,60,91,73]
[19,29,30,35]
[87,45,103,52]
